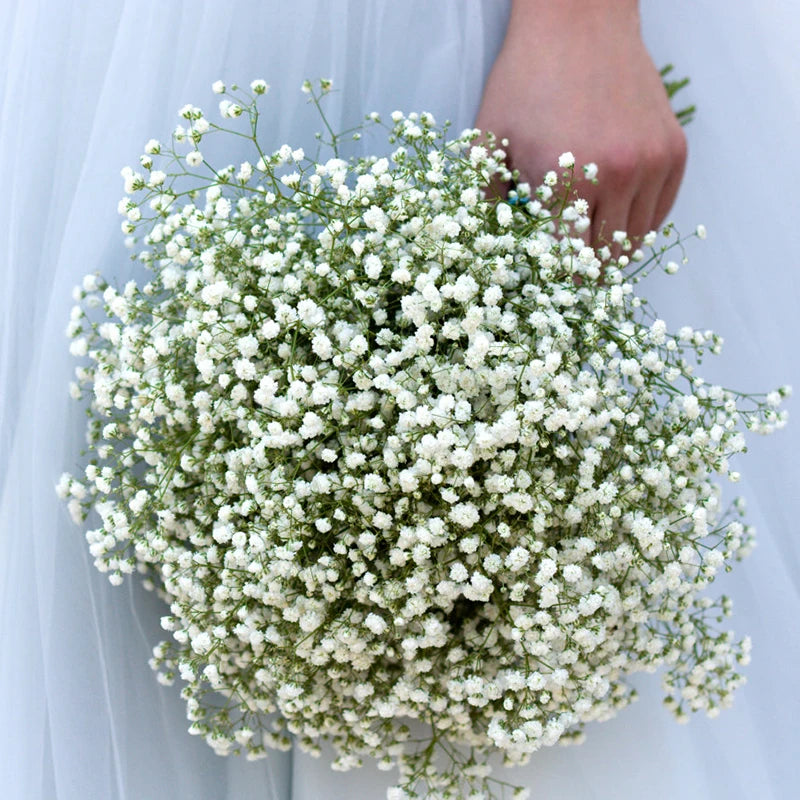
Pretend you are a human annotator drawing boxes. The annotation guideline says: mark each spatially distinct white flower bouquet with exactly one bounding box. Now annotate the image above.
[60,79,788,799]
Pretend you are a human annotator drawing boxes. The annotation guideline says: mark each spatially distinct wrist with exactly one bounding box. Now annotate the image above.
[508,0,642,40]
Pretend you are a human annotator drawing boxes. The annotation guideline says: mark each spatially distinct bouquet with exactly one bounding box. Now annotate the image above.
[59,79,788,799]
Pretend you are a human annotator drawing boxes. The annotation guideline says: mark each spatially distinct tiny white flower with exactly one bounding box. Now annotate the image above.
[364,613,388,636]
[496,203,512,227]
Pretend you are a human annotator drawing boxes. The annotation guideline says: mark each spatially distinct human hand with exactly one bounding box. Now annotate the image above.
[475,0,688,247]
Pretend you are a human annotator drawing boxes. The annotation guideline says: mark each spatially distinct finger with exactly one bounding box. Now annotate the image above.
[592,192,633,255]
[572,179,599,245]
[473,128,511,201]
[652,160,686,230]
[485,171,510,201]
[627,180,664,244]
[652,132,688,228]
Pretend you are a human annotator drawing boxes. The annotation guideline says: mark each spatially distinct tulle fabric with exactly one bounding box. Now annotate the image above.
[1,1,798,799]
[0,1,509,798]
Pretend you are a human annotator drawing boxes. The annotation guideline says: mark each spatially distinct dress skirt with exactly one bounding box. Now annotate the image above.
[1,1,797,798]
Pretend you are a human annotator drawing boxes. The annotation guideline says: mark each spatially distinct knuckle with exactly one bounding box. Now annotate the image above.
[604,144,640,180]
[671,128,689,166]
[642,142,670,172]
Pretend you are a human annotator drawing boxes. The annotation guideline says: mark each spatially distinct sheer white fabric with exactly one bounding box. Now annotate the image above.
[1,1,798,799]
[0,2,508,798]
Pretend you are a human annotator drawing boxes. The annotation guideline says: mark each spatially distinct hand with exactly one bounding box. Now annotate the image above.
[475,0,688,247]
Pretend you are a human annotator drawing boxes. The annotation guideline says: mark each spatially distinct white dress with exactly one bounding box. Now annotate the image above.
[1,2,797,799]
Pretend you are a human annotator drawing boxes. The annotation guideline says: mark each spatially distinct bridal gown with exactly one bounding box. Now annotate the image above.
[1,2,797,799]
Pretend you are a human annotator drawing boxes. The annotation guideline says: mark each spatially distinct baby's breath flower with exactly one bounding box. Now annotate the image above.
[185,150,203,168]
[62,78,784,800]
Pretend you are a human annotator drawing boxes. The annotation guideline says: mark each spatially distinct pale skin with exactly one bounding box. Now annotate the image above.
[475,0,688,247]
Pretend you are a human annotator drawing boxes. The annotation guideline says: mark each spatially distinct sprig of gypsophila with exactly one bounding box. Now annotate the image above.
[58,77,788,800]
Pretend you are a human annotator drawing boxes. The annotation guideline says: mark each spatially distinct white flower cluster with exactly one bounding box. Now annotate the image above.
[60,79,788,800]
